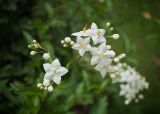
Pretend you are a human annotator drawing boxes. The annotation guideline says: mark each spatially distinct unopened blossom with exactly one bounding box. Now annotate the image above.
[71,25,89,37]
[72,36,91,56]
[43,53,50,60]
[90,43,115,65]
[95,59,113,78]
[88,22,106,44]
[43,59,68,85]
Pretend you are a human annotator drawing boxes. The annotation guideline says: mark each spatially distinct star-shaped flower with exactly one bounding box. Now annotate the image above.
[43,59,68,85]
[88,22,106,44]
[90,43,114,65]
[95,59,113,78]
[72,36,91,56]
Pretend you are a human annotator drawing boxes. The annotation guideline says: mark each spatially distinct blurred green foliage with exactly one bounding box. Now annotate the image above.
[0,0,160,114]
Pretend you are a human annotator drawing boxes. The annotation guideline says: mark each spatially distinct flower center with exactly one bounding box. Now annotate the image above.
[52,68,57,74]
[98,53,104,59]
[80,42,85,48]
[82,25,87,32]
[96,31,101,35]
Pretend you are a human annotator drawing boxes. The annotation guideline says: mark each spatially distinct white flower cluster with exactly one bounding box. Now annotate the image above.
[28,40,68,92]
[112,63,149,105]
[63,22,120,78]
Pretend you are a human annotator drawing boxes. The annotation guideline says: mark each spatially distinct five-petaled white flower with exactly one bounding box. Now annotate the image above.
[88,22,106,44]
[72,36,91,56]
[90,43,114,65]
[43,59,68,85]
[95,59,113,78]
[72,25,89,37]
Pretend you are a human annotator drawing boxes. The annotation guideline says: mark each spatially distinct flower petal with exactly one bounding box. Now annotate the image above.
[79,49,85,56]
[99,43,107,52]
[44,73,53,80]
[43,63,52,72]
[56,67,68,77]
[91,56,99,65]
[91,22,98,30]
[53,76,61,85]
[51,59,61,68]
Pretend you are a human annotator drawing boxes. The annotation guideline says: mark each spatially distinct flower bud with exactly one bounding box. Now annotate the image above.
[109,50,116,57]
[34,44,39,48]
[43,53,50,60]
[138,94,144,99]
[30,51,37,55]
[70,41,74,45]
[28,45,32,48]
[33,40,37,43]
[61,40,65,44]
[65,37,71,43]
[106,22,111,27]
[114,57,120,63]
[110,74,116,79]
[43,79,50,87]
[112,34,119,40]
[63,44,67,47]
[106,45,111,50]
[110,27,114,31]
[48,85,53,92]
[37,83,42,88]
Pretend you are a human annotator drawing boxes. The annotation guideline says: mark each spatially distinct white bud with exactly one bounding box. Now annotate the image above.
[65,37,71,43]
[119,53,126,58]
[28,45,32,48]
[106,22,111,27]
[110,27,114,31]
[34,44,39,48]
[106,45,111,50]
[109,50,116,57]
[63,44,67,47]
[114,58,120,63]
[44,87,48,90]
[43,79,50,87]
[40,87,44,89]
[48,85,53,92]
[33,40,37,43]
[70,41,74,45]
[61,40,65,44]
[112,34,119,40]
[125,100,130,105]
[30,51,37,55]
[43,53,50,60]
[37,83,42,88]
[138,94,144,99]
[110,74,116,79]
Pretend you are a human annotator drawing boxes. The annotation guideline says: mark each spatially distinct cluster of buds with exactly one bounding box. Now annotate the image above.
[28,40,50,60]
[61,37,74,47]
[106,22,119,39]
[114,53,126,63]
[37,79,53,92]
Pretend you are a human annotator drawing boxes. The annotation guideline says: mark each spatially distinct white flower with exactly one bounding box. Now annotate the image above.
[88,22,106,44]
[43,53,50,60]
[71,25,89,37]
[95,59,113,78]
[90,43,114,65]
[43,59,68,85]
[72,36,91,56]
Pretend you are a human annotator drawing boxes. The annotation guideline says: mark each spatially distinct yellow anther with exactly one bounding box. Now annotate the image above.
[82,24,87,32]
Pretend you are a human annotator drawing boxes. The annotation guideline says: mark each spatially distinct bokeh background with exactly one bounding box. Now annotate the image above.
[0,0,160,114]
